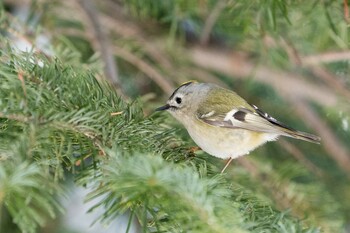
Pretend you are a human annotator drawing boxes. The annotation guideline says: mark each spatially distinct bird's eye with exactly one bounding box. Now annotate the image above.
[175,97,182,104]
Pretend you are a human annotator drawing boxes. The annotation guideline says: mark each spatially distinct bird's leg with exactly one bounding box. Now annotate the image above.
[221,157,234,173]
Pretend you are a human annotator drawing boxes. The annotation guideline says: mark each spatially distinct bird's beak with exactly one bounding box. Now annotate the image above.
[155,104,170,111]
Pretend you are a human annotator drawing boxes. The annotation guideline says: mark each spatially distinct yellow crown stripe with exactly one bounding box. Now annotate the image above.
[180,80,198,86]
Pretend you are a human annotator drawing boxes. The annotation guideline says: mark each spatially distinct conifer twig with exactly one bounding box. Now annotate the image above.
[0,112,106,157]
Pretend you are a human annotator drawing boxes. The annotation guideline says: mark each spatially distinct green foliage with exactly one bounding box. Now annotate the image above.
[82,152,244,233]
[0,45,326,233]
[0,159,63,233]
[1,0,350,232]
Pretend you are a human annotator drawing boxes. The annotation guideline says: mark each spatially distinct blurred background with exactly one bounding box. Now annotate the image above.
[1,0,350,232]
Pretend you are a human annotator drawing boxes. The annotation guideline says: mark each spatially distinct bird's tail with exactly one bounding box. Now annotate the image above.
[282,128,321,144]
[252,105,321,144]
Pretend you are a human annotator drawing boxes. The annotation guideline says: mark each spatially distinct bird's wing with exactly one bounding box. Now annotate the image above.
[196,87,293,134]
[197,104,292,134]
[196,86,321,143]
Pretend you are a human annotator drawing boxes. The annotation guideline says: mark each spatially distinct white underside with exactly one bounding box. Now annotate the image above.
[183,118,279,159]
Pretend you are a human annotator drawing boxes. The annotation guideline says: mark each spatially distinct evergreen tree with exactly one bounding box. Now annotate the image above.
[0,1,349,232]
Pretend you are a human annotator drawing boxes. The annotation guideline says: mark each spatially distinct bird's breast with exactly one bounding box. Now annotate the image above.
[184,119,276,159]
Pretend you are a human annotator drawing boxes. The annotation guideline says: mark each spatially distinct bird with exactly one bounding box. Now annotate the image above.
[156,81,321,173]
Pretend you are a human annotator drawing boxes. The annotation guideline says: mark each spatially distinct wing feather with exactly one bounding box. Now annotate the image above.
[195,86,320,143]
[198,107,284,134]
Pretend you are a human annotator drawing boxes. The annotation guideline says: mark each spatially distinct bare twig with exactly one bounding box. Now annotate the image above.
[77,0,126,98]
[99,0,231,92]
[100,10,229,88]
[185,68,229,88]
[279,140,325,178]
[190,47,338,107]
[291,98,350,177]
[278,38,350,100]
[301,51,350,66]
[273,36,350,67]
[98,0,173,69]
[0,112,30,122]
[308,66,350,100]
[200,0,227,45]
[17,72,27,97]
[3,0,33,5]
[344,0,349,22]
[236,157,260,177]
[267,35,350,69]
[113,46,174,94]
[110,111,123,116]
[279,37,302,65]
[237,157,303,213]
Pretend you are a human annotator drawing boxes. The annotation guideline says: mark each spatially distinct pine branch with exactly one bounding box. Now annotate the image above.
[2,1,349,232]
[0,44,325,233]
[82,153,246,233]
[0,160,63,233]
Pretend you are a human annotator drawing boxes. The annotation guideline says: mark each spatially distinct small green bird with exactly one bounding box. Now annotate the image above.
[156,81,321,173]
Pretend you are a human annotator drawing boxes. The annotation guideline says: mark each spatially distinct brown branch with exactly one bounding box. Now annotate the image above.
[53,28,87,39]
[184,68,229,88]
[278,37,302,65]
[278,39,350,103]
[345,0,349,23]
[308,66,350,100]
[100,11,229,89]
[278,39,350,101]
[200,0,227,45]
[113,46,175,94]
[273,36,350,67]
[3,0,31,5]
[190,47,338,107]
[77,0,126,98]
[301,51,350,66]
[237,157,302,213]
[95,1,245,91]
[17,72,27,100]
[236,156,333,223]
[98,0,173,70]
[290,98,350,177]
[0,112,30,122]
[279,140,325,178]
